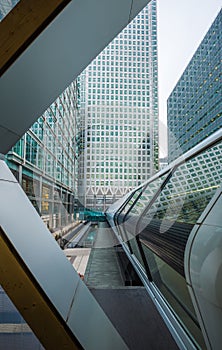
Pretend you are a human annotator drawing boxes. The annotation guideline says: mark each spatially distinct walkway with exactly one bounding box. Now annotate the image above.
[84,222,124,288]
[83,222,179,350]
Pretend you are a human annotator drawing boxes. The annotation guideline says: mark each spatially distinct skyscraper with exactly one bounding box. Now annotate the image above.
[78,0,159,211]
[167,9,222,163]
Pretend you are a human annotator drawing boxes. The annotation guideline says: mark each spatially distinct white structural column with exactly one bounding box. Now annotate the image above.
[0,159,127,349]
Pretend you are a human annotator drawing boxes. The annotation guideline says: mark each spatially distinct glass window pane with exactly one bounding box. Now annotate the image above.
[123,173,169,264]
[137,140,222,350]
[138,141,222,275]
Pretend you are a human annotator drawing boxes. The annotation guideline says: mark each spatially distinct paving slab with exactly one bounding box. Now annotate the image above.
[91,288,179,350]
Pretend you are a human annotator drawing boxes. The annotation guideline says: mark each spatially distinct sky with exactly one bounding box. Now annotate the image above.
[157,0,221,157]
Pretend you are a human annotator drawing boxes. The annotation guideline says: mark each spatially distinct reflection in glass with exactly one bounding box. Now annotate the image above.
[135,141,222,349]
[138,141,222,276]
[122,174,168,265]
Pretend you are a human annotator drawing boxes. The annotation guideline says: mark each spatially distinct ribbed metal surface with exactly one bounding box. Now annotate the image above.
[139,219,194,277]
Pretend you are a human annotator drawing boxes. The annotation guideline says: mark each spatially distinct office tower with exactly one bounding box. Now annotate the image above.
[167,9,222,163]
[159,157,168,170]
[78,0,159,211]
[6,81,80,232]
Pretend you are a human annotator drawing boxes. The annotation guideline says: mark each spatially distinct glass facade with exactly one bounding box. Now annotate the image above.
[167,9,222,162]
[3,82,80,350]
[78,0,159,211]
[6,81,80,232]
[110,133,222,350]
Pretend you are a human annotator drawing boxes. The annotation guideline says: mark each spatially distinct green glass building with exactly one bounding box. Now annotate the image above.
[6,81,80,232]
[167,9,222,162]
